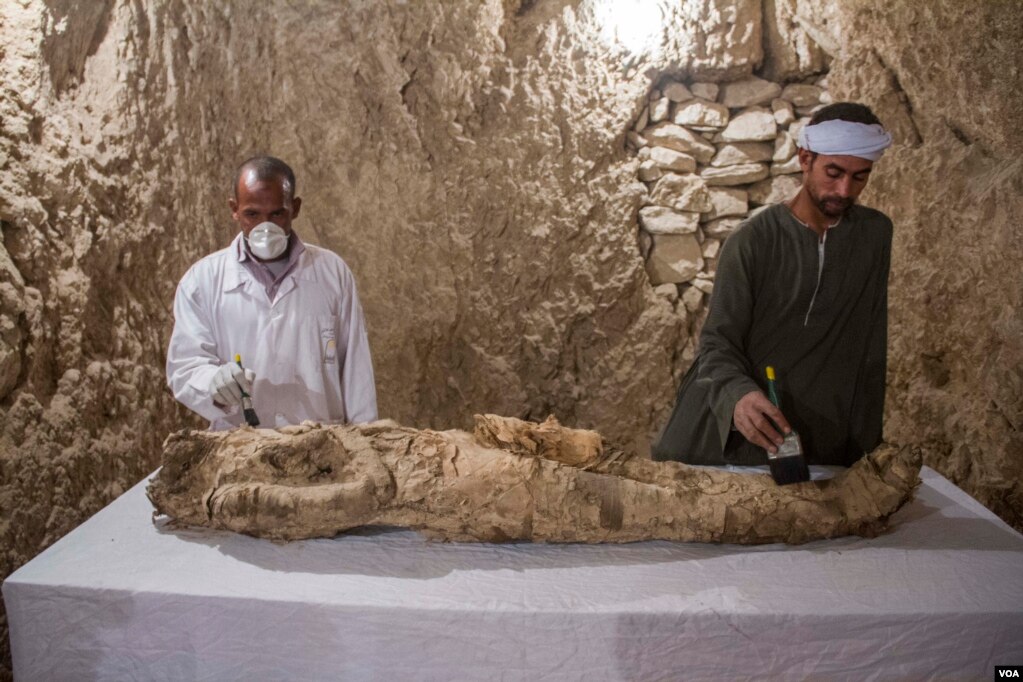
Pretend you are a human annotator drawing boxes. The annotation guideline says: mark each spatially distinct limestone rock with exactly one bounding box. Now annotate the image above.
[781,83,824,107]
[771,98,795,126]
[639,206,700,235]
[649,173,713,212]
[771,155,802,175]
[681,286,704,313]
[702,239,721,259]
[653,283,679,302]
[650,97,671,123]
[627,131,648,149]
[773,131,797,161]
[638,159,663,182]
[690,82,719,101]
[703,217,743,239]
[692,275,716,294]
[719,77,783,108]
[719,108,778,142]
[711,142,774,167]
[749,174,802,204]
[642,123,716,163]
[673,99,729,129]
[646,235,704,284]
[662,81,692,103]
[796,104,823,117]
[702,187,749,220]
[701,163,769,186]
[647,146,697,173]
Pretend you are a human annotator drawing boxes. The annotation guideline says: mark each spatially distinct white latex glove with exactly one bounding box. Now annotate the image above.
[209,362,256,407]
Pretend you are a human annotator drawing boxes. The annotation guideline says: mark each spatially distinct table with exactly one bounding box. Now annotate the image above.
[5,466,1023,680]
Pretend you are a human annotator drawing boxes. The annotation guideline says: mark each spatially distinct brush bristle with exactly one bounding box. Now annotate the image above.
[769,454,810,485]
[243,408,260,427]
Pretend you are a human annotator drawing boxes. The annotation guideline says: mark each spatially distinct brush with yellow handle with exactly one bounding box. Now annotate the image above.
[765,366,809,485]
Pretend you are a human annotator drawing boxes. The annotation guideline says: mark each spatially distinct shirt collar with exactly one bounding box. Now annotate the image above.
[782,201,843,234]
[224,231,311,294]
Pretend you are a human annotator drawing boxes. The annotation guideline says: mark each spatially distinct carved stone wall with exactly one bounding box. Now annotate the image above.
[1,0,1020,675]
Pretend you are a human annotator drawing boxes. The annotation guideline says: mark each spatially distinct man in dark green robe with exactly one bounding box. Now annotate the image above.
[653,103,894,467]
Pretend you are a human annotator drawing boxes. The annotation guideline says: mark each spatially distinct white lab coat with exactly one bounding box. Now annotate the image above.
[167,233,378,430]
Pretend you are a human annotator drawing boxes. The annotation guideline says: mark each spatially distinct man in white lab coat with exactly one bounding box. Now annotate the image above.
[167,156,378,430]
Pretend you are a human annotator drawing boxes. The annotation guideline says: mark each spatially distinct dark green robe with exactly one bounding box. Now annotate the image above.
[653,203,892,466]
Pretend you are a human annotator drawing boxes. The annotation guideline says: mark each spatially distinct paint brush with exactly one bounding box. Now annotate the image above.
[234,354,260,427]
[765,366,809,485]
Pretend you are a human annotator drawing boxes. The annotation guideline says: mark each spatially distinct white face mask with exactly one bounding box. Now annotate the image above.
[246,221,289,260]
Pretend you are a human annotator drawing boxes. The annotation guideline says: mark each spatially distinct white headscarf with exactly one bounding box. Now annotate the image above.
[797,119,893,161]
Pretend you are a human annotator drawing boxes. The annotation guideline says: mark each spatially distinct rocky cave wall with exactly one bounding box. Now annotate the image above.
[0,0,286,672]
[1,0,1021,674]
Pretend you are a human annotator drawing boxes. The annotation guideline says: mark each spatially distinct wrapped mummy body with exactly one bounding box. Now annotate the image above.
[147,415,921,545]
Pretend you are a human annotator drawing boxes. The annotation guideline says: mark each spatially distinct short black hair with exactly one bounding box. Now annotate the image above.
[233,156,296,200]
[808,102,882,127]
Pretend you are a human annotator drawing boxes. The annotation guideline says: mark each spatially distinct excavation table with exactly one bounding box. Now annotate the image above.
[5,466,1023,680]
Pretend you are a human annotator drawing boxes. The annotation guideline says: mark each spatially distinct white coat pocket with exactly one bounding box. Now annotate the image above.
[319,314,339,365]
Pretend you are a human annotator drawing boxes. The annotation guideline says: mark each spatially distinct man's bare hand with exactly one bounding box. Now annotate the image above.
[733,390,791,454]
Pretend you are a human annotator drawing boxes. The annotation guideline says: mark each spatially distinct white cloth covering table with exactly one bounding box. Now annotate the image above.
[5,466,1023,681]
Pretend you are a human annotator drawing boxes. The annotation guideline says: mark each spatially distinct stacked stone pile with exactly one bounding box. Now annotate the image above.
[629,75,830,306]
